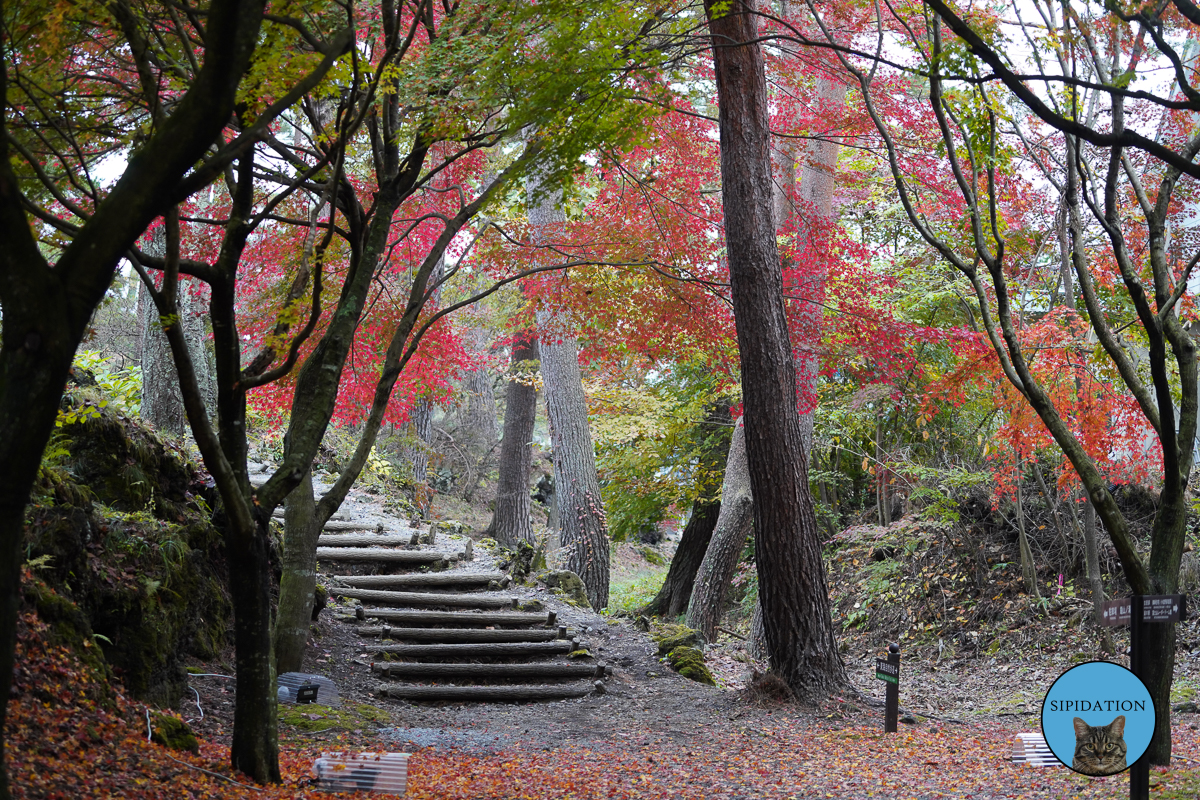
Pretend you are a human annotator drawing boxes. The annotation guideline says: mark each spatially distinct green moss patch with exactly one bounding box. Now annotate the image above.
[539,570,591,608]
[652,624,703,656]
[149,711,199,754]
[279,702,392,733]
[666,646,715,685]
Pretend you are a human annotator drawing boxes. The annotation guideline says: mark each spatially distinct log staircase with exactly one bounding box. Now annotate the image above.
[313,516,608,703]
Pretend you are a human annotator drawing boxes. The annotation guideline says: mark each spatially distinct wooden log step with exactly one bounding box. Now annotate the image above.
[333,588,516,609]
[364,640,577,659]
[316,548,449,564]
[355,626,567,643]
[360,609,555,627]
[333,572,507,590]
[373,661,608,680]
[323,520,384,532]
[317,534,418,547]
[376,681,598,702]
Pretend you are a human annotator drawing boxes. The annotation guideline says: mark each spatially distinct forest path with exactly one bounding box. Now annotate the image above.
[248,461,613,707]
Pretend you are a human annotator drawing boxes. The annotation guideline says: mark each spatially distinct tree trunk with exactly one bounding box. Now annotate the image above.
[486,335,539,546]
[1082,498,1106,623]
[704,0,847,699]
[406,398,434,485]
[537,305,610,610]
[274,468,319,674]
[530,175,609,610]
[785,71,846,455]
[644,499,721,618]
[1015,478,1040,598]
[462,342,499,451]
[686,418,753,640]
[226,514,280,781]
[643,402,733,617]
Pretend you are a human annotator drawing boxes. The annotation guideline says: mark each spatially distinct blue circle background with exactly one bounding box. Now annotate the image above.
[1041,661,1154,771]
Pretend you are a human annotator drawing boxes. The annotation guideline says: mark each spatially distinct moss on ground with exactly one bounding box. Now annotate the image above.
[651,624,703,656]
[666,646,715,685]
[278,702,393,733]
[149,711,199,754]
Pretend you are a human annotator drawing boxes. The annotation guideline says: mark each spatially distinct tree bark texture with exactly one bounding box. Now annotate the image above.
[776,65,846,455]
[686,418,753,640]
[406,398,435,485]
[537,304,610,610]
[530,179,609,610]
[487,336,539,546]
[462,326,499,450]
[274,469,319,674]
[645,499,721,619]
[704,0,847,699]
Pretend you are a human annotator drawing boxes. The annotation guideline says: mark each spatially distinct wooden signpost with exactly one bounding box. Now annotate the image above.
[875,643,900,732]
[1100,594,1186,800]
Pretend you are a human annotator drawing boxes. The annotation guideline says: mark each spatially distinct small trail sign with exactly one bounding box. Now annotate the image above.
[1143,594,1184,623]
[876,643,900,733]
[1100,598,1131,627]
[875,658,899,684]
[1091,595,1187,800]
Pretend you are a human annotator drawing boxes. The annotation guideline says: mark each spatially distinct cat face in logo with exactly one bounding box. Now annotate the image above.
[1071,715,1127,776]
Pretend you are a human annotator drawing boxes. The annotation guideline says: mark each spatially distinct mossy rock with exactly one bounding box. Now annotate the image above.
[149,711,199,754]
[539,570,590,608]
[518,599,545,613]
[666,646,715,686]
[508,540,547,583]
[652,624,703,656]
[278,702,391,733]
[431,520,471,536]
[635,545,667,567]
[25,402,232,707]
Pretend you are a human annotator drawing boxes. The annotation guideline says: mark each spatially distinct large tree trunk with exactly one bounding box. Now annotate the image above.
[406,398,434,485]
[0,4,273,790]
[686,418,753,640]
[274,468,319,674]
[529,172,609,610]
[643,402,733,618]
[537,304,610,610]
[486,335,539,546]
[704,0,846,699]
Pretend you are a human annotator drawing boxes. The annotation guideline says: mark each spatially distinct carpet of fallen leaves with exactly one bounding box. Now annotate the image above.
[10,605,1200,800]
